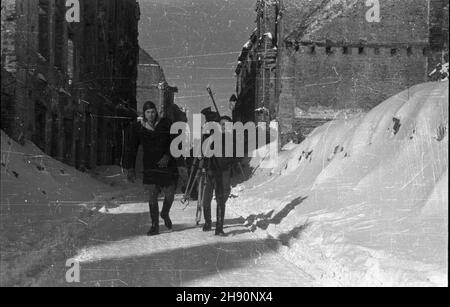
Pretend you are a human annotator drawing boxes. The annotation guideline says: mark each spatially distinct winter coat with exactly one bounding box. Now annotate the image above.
[203,131,238,172]
[126,118,178,187]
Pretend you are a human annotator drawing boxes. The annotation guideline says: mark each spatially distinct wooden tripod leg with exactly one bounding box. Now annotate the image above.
[237,162,246,180]
[183,158,200,201]
[196,170,206,225]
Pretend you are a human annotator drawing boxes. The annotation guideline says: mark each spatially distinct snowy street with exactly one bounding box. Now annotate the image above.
[36,192,312,287]
[2,0,449,289]
[1,82,448,287]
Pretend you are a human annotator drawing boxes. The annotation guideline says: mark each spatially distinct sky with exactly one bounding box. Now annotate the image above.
[138,0,256,117]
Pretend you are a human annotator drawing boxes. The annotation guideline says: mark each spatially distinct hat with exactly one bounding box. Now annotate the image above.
[142,101,159,122]
[201,107,220,122]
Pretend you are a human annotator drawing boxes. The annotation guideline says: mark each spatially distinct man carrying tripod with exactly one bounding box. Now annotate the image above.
[201,115,235,237]
[182,88,238,237]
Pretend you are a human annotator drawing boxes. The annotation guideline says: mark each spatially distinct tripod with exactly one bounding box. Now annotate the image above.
[182,156,220,225]
[181,86,246,224]
[181,86,221,224]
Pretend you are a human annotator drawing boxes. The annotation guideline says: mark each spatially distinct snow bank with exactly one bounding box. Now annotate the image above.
[0,131,122,286]
[1,130,113,205]
[231,81,448,286]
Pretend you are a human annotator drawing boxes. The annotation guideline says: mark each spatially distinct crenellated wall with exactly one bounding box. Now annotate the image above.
[292,45,428,115]
[234,0,448,145]
[278,0,448,143]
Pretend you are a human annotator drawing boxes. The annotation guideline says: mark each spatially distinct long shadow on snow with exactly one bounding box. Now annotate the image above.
[228,196,308,236]
[85,210,246,247]
[65,224,311,287]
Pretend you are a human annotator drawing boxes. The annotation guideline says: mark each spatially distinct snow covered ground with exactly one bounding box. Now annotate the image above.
[57,201,312,287]
[60,81,447,287]
[0,131,119,286]
[0,130,114,206]
[229,81,448,286]
[1,81,447,287]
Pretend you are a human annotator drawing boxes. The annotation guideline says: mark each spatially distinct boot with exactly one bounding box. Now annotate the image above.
[161,191,174,231]
[147,224,159,236]
[203,221,212,232]
[161,212,173,230]
[215,202,226,237]
[148,201,160,235]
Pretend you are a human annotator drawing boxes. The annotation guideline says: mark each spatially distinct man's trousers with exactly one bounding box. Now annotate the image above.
[202,168,231,232]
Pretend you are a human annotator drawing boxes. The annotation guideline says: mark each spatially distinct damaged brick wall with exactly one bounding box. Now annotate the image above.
[137,48,166,114]
[280,0,437,142]
[0,0,17,136]
[1,0,140,170]
[137,48,184,123]
[235,0,449,145]
[293,44,428,116]
[75,0,140,168]
[284,0,430,44]
[428,0,450,66]
[0,70,16,136]
[235,0,279,127]
[1,0,17,73]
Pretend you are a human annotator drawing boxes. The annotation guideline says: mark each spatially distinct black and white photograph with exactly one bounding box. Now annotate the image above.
[0,0,448,289]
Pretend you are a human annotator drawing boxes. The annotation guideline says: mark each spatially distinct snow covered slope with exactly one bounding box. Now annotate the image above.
[0,131,121,286]
[1,130,113,205]
[231,81,448,286]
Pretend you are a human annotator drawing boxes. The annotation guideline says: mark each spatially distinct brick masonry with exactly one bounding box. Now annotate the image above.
[234,0,449,145]
[137,48,183,123]
[1,0,140,169]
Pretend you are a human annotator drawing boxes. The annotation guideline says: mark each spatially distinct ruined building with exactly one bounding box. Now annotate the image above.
[234,0,449,145]
[137,48,186,123]
[1,0,140,169]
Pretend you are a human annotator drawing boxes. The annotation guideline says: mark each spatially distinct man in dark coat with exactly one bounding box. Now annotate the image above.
[126,101,179,236]
[201,115,236,237]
